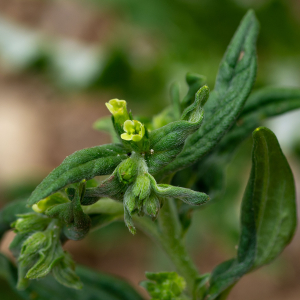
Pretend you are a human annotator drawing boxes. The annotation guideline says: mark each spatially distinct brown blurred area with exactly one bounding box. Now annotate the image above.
[0,1,300,299]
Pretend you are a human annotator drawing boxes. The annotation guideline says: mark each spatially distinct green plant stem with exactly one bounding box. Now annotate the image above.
[84,198,199,295]
[134,199,199,295]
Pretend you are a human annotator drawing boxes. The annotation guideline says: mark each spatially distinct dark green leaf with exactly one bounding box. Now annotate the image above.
[188,87,300,203]
[205,127,297,299]
[149,174,209,206]
[83,171,127,205]
[159,10,259,178]
[217,87,300,156]
[247,127,297,268]
[147,86,209,175]
[28,144,127,206]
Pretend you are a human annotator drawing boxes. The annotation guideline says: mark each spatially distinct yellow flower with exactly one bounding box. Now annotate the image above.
[105,99,129,124]
[121,120,145,142]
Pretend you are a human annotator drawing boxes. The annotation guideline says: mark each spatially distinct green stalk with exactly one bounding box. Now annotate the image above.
[84,198,199,294]
[134,199,199,295]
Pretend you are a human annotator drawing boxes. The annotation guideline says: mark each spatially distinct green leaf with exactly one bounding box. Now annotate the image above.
[147,86,209,175]
[205,127,297,299]
[187,87,300,203]
[247,127,297,268]
[83,170,128,205]
[149,174,209,206]
[158,10,259,178]
[0,253,143,300]
[217,87,300,156]
[28,144,128,206]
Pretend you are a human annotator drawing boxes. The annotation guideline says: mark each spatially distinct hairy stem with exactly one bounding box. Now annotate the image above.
[84,198,199,294]
[134,199,199,295]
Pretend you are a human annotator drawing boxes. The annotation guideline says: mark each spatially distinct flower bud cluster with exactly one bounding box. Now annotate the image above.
[117,153,161,234]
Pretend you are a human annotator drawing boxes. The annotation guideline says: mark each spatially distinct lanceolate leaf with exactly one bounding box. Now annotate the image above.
[205,127,297,299]
[186,87,300,202]
[147,86,209,175]
[28,144,128,206]
[83,171,127,205]
[217,87,300,156]
[158,10,259,179]
[149,174,209,206]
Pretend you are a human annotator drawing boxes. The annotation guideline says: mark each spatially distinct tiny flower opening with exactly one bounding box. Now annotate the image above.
[121,120,145,142]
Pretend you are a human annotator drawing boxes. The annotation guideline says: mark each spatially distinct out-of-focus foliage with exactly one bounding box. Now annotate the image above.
[0,0,299,106]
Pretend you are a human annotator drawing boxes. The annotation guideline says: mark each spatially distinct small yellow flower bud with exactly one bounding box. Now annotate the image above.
[105,99,129,124]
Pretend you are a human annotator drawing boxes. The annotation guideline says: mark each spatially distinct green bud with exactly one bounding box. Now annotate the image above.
[143,193,160,218]
[121,120,145,142]
[124,206,136,235]
[140,271,186,299]
[117,157,138,184]
[20,232,47,260]
[25,222,63,280]
[32,193,70,214]
[12,213,51,234]
[52,252,83,289]
[132,174,151,201]
[105,99,129,125]
[124,185,136,213]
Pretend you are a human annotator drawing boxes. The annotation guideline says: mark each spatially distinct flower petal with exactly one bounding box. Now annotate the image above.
[121,133,133,141]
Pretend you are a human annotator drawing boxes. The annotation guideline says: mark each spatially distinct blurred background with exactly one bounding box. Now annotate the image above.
[0,0,300,299]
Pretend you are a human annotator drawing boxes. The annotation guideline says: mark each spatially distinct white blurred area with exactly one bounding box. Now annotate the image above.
[0,14,104,88]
